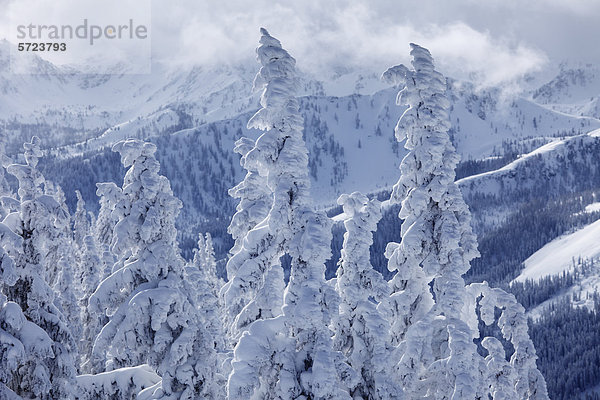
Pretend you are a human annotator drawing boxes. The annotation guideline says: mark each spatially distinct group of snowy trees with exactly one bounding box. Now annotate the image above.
[0,28,548,399]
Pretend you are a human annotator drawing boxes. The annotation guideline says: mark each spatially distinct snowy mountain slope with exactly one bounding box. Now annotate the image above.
[4,37,598,160]
[38,75,600,202]
[532,63,600,119]
[457,129,600,232]
[526,265,600,321]
[43,86,600,235]
[515,218,600,283]
[0,40,256,124]
[5,41,600,270]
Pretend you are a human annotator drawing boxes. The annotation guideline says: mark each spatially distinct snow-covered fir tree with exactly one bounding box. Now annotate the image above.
[333,192,403,399]
[73,190,91,250]
[93,181,122,279]
[0,215,28,399]
[381,44,482,399]
[89,139,223,399]
[193,232,223,298]
[53,249,82,351]
[32,180,83,341]
[186,232,226,353]
[228,28,349,400]
[226,136,272,258]
[78,234,104,373]
[221,134,285,342]
[467,282,549,399]
[2,136,77,399]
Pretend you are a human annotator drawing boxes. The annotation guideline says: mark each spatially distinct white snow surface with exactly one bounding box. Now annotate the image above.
[76,365,160,399]
[514,218,600,282]
[585,202,600,213]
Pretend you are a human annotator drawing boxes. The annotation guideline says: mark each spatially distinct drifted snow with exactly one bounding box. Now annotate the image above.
[76,365,160,400]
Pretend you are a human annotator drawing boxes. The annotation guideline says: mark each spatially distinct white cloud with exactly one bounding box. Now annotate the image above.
[2,0,598,86]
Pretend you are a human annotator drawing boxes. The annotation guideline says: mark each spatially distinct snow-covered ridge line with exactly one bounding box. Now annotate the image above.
[457,128,600,189]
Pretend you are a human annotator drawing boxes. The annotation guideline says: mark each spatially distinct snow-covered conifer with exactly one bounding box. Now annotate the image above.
[481,337,518,400]
[467,283,549,400]
[79,234,104,373]
[382,44,481,399]
[94,181,122,278]
[221,136,285,342]
[0,221,27,398]
[0,134,12,217]
[2,136,77,399]
[89,139,222,398]
[333,192,402,399]
[193,232,223,296]
[186,232,226,353]
[227,136,272,257]
[0,293,56,399]
[54,251,82,347]
[222,136,274,343]
[73,190,91,249]
[38,172,82,347]
[228,28,349,400]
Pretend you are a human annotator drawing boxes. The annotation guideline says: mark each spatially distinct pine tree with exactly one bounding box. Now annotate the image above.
[381,45,481,399]
[228,28,349,400]
[2,136,77,399]
[89,139,222,399]
[333,192,403,399]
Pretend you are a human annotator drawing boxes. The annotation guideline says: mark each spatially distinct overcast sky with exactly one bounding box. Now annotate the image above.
[2,0,598,85]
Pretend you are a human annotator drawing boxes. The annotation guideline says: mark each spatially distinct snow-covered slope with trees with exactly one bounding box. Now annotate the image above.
[2,25,600,399]
[515,218,600,283]
[5,46,594,266]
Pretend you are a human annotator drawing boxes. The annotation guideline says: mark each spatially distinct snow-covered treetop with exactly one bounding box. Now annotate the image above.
[90,139,183,320]
[112,139,157,168]
[6,136,43,202]
[381,64,411,87]
[383,44,450,146]
[23,135,42,168]
[95,182,122,201]
[382,43,478,280]
[110,139,181,258]
[244,27,310,212]
[338,192,379,221]
[247,27,302,142]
